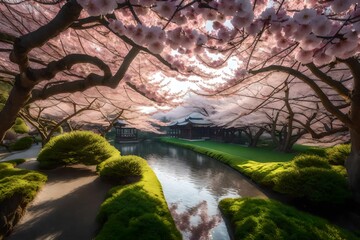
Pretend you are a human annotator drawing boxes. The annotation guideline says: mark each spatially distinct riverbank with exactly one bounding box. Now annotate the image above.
[159,137,360,237]
[2,133,181,240]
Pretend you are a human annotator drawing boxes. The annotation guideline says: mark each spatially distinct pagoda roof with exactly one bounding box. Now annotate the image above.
[168,113,212,127]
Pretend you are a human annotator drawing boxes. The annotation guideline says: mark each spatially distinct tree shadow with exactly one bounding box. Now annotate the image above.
[7,167,112,240]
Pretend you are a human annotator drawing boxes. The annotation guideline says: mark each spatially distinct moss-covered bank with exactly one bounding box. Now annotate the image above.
[0,161,47,239]
[219,198,359,240]
[96,155,181,240]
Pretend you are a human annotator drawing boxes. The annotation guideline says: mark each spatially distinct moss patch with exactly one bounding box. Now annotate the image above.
[96,155,181,240]
[0,162,47,237]
[219,198,359,240]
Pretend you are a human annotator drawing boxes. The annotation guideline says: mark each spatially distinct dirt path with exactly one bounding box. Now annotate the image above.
[7,161,112,240]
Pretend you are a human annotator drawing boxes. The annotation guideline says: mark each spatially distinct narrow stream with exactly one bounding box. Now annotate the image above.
[115,141,267,240]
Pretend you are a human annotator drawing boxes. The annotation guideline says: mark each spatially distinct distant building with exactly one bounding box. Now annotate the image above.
[168,113,212,140]
[114,120,138,143]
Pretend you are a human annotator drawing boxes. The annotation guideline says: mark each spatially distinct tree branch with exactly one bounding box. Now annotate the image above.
[249,65,353,129]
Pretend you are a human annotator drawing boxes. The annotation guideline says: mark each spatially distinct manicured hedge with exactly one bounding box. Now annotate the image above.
[219,198,359,240]
[96,155,181,240]
[9,136,33,151]
[325,144,351,165]
[97,155,142,184]
[0,161,47,238]
[11,118,30,134]
[37,131,120,169]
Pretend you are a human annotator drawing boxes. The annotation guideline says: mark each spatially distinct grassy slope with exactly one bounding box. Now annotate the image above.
[219,198,359,240]
[96,156,181,240]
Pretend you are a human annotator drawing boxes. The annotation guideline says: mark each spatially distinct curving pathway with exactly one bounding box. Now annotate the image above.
[1,146,112,240]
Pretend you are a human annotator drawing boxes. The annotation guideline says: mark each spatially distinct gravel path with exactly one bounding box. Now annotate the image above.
[2,146,112,240]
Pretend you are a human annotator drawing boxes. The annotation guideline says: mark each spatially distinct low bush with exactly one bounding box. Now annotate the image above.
[0,162,47,238]
[325,144,351,165]
[274,167,351,204]
[292,154,331,169]
[37,131,120,169]
[97,155,143,183]
[11,118,30,134]
[96,156,181,240]
[9,136,33,151]
[219,198,358,240]
[236,160,350,204]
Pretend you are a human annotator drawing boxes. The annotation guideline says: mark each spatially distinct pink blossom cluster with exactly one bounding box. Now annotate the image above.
[260,2,360,66]
[79,0,360,67]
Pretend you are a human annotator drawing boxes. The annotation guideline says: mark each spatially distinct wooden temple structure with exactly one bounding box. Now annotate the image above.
[114,120,139,143]
[168,113,245,143]
[168,113,212,140]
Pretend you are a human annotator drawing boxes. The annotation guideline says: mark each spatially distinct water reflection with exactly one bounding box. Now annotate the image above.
[115,141,266,240]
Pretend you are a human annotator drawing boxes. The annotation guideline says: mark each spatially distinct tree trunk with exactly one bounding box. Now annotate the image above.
[345,57,360,202]
[249,128,265,147]
[0,83,32,142]
[346,130,360,202]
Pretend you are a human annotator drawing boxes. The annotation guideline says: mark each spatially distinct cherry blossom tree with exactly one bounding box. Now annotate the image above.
[1,0,360,200]
[191,0,360,200]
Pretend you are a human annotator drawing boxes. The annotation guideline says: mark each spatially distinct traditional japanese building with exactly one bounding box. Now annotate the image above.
[168,113,212,140]
[114,120,139,143]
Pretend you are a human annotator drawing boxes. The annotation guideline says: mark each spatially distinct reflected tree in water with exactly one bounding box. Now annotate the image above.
[170,201,221,240]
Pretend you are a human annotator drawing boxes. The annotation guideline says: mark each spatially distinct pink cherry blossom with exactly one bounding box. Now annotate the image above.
[153,1,177,19]
[331,0,352,13]
[295,49,313,64]
[234,0,253,17]
[293,24,312,41]
[299,34,322,51]
[218,0,237,16]
[293,8,317,25]
[108,19,126,35]
[313,51,335,66]
[311,15,332,36]
[231,11,254,29]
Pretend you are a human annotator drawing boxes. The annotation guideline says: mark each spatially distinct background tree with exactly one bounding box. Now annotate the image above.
[1,0,360,199]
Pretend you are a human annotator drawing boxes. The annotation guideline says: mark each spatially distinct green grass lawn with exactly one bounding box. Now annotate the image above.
[161,138,297,163]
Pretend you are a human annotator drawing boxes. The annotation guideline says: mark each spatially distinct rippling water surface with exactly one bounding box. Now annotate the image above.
[116,141,266,240]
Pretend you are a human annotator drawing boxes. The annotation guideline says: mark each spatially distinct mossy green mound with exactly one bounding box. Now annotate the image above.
[97,155,143,183]
[96,155,181,240]
[9,136,33,151]
[0,162,47,203]
[37,131,120,169]
[0,161,47,237]
[219,198,359,240]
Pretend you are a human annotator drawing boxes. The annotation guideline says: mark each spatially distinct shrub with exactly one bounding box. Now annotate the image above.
[9,136,33,151]
[325,144,351,165]
[37,131,120,169]
[97,155,143,183]
[96,156,181,240]
[11,118,30,134]
[292,154,331,169]
[0,162,47,238]
[274,167,351,204]
[219,198,358,240]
